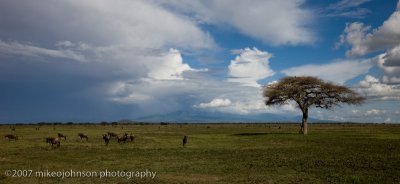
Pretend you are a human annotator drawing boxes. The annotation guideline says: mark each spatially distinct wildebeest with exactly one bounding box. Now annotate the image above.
[102,134,110,145]
[107,132,118,138]
[5,134,18,141]
[124,133,135,142]
[182,135,188,147]
[117,135,127,143]
[78,133,89,141]
[58,133,67,140]
[45,137,60,148]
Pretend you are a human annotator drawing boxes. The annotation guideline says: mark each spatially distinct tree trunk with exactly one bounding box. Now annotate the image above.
[300,108,308,135]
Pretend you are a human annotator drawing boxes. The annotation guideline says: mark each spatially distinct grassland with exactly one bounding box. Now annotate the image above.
[0,123,399,184]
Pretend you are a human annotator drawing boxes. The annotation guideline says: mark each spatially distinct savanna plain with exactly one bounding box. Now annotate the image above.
[0,123,399,184]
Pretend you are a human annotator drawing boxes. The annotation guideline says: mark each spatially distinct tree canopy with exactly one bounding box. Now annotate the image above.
[263,76,365,134]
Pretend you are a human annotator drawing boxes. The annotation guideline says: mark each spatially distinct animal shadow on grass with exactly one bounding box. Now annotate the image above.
[232,132,295,136]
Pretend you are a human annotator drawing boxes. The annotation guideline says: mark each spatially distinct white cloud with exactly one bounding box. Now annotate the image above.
[374,52,400,84]
[337,2,400,56]
[282,60,372,84]
[195,98,232,108]
[329,0,372,10]
[228,48,274,87]
[365,109,385,116]
[158,0,315,45]
[384,118,392,123]
[0,40,86,62]
[324,0,372,18]
[110,93,154,104]
[0,0,218,85]
[147,48,206,80]
[315,99,400,123]
[0,0,215,50]
[336,1,400,85]
[355,75,400,100]
[218,98,298,115]
[382,44,400,67]
[108,76,299,116]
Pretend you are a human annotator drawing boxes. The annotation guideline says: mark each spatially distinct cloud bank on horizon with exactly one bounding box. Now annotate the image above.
[0,0,399,123]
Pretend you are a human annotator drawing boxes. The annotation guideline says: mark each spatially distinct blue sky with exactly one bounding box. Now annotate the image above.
[0,0,399,123]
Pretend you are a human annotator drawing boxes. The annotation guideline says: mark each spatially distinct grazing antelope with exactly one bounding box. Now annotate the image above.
[45,137,60,148]
[124,133,135,142]
[107,132,118,138]
[58,133,67,140]
[78,133,89,141]
[117,135,127,143]
[182,135,188,147]
[5,134,18,141]
[102,134,110,145]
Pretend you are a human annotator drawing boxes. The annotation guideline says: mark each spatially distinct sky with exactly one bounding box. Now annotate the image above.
[0,0,399,123]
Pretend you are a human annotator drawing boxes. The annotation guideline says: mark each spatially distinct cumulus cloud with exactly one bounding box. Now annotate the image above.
[282,60,372,84]
[108,82,154,104]
[158,0,315,45]
[146,49,208,80]
[0,0,217,84]
[373,51,400,84]
[337,2,400,56]
[108,75,299,116]
[355,75,400,100]
[228,48,274,87]
[314,99,400,123]
[195,98,232,108]
[0,0,214,50]
[382,44,400,67]
[336,1,400,85]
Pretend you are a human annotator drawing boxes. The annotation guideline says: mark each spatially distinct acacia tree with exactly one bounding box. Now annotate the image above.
[263,76,365,135]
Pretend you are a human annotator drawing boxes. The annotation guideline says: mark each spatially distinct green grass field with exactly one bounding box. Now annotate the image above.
[0,123,399,184]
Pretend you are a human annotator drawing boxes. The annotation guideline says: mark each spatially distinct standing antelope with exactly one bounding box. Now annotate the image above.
[117,135,127,143]
[78,133,89,141]
[5,134,18,141]
[182,135,188,147]
[124,133,135,142]
[102,134,110,145]
[107,132,118,138]
[58,133,67,140]
[45,137,60,148]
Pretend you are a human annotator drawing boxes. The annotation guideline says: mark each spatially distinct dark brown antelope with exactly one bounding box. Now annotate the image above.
[107,132,118,138]
[117,135,127,143]
[102,134,110,145]
[182,135,188,147]
[124,133,135,142]
[45,137,60,148]
[78,133,89,141]
[58,133,67,140]
[5,134,18,141]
